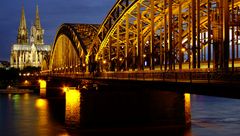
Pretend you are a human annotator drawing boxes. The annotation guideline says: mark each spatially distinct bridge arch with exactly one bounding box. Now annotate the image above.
[49,23,98,73]
[87,0,240,72]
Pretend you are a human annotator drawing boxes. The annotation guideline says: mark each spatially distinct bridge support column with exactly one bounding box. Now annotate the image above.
[117,24,120,71]
[197,0,201,68]
[164,0,167,71]
[150,0,155,70]
[137,3,143,71]
[75,86,191,129]
[231,0,235,72]
[125,14,129,71]
[207,0,212,69]
[179,4,183,70]
[192,0,197,69]
[168,0,173,70]
[223,0,230,72]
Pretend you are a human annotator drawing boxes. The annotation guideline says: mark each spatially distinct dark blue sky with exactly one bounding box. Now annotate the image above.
[0,0,116,61]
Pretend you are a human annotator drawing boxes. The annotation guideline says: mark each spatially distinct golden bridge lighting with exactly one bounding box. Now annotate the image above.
[24,80,30,85]
[39,80,46,89]
[184,93,191,125]
[62,86,69,92]
[65,88,80,126]
[39,80,47,97]
[35,99,48,109]
[181,48,186,52]
[103,60,107,64]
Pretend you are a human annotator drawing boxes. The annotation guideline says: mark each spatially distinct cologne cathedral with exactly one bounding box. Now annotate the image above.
[10,5,51,70]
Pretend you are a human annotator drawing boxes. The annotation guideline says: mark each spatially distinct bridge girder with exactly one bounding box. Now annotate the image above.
[87,0,240,72]
[46,0,240,74]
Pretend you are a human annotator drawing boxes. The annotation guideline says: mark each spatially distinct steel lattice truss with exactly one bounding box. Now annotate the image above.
[49,24,98,73]
[49,0,240,74]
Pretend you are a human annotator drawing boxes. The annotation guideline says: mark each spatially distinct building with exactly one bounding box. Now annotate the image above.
[10,5,51,70]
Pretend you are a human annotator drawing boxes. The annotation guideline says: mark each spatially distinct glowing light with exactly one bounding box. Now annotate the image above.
[181,48,186,52]
[63,87,68,92]
[184,93,191,126]
[83,63,86,67]
[65,89,80,126]
[119,58,123,61]
[23,93,30,100]
[144,61,147,66]
[24,80,30,85]
[39,80,47,97]
[103,60,107,64]
[35,99,48,109]
[143,54,146,58]
[39,80,46,89]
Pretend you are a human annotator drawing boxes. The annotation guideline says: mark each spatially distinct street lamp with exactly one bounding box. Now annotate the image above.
[181,48,186,52]
[103,60,107,64]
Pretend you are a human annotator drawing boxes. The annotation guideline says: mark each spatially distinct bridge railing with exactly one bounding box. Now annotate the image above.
[42,70,240,83]
[93,71,240,83]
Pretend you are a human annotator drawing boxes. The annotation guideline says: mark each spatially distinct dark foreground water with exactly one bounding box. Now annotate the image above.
[0,87,240,136]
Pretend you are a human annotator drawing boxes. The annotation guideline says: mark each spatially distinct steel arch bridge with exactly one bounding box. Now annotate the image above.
[47,0,240,75]
[49,23,99,73]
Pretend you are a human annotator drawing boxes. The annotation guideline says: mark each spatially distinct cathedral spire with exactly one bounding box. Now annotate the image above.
[20,6,27,30]
[35,5,41,29]
[32,4,44,45]
[17,6,28,44]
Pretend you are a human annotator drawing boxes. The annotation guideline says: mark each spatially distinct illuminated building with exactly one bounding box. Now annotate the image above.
[10,5,51,70]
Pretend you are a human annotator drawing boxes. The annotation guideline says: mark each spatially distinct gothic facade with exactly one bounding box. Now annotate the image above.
[10,6,51,70]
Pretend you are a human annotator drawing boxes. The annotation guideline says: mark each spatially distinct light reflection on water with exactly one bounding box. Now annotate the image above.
[0,86,240,135]
[0,93,69,136]
[65,89,81,127]
[64,86,190,135]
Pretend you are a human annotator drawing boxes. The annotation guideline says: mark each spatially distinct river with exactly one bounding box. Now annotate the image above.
[0,85,240,136]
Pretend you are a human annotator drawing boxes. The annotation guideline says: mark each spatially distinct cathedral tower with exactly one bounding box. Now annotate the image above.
[17,6,28,44]
[31,5,44,45]
[30,6,44,45]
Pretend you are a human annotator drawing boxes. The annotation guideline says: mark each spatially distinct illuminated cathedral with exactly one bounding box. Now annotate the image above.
[10,5,51,70]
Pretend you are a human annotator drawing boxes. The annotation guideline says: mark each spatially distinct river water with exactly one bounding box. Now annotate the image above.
[0,85,240,136]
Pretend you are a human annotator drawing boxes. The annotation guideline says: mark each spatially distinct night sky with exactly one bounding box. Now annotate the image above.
[0,0,116,61]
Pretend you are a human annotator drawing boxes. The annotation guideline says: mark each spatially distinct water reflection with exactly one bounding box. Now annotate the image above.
[63,83,190,136]
[39,80,47,97]
[35,98,48,110]
[185,93,191,126]
[65,88,81,127]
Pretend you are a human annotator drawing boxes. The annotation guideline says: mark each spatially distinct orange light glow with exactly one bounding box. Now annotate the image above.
[39,80,46,89]
[103,60,107,64]
[35,99,48,109]
[62,87,69,92]
[184,93,191,126]
[24,80,30,85]
[65,89,80,125]
[181,48,186,52]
